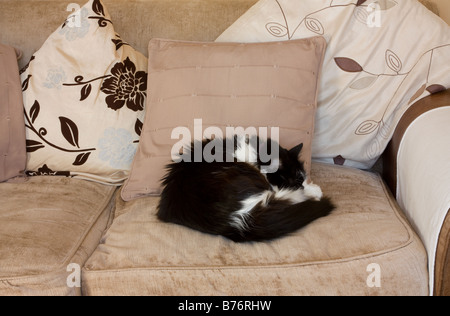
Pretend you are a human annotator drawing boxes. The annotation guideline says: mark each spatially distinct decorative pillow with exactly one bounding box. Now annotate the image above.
[216,0,450,169]
[0,44,26,182]
[20,0,148,185]
[121,37,327,201]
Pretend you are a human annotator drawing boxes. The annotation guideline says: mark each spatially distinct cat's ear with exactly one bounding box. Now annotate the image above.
[289,143,303,158]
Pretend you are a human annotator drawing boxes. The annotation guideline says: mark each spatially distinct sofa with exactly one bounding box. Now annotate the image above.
[0,0,449,296]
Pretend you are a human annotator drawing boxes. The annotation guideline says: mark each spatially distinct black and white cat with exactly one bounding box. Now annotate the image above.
[157,136,334,242]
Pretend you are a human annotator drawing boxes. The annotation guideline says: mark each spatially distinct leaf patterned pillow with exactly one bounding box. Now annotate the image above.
[21,0,148,185]
[216,0,450,169]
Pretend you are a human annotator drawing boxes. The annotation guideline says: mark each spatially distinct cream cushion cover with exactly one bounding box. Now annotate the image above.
[20,0,148,185]
[216,0,450,169]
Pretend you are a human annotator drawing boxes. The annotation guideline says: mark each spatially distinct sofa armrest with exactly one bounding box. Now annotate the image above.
[383,89,450,296]
[383,89,450,194]
[435,211,450,296]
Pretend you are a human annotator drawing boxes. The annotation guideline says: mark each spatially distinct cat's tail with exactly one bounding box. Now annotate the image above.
[227,192,335,242]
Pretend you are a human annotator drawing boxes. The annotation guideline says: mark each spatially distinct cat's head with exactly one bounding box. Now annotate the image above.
[264,143,306,190]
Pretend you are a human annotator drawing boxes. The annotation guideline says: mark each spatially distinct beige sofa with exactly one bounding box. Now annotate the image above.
[0,0,449,296]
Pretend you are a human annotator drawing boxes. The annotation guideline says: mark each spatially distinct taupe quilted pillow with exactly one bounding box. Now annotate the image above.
[121,37,326,200]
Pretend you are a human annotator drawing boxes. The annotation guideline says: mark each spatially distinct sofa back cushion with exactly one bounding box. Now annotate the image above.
[0,0,259,70]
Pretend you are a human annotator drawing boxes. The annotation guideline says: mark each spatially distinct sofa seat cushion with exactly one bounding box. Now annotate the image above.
[82,163,428,295]
[0,177,116,296]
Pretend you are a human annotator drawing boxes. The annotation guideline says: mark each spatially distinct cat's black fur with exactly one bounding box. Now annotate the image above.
[157,137,334,242]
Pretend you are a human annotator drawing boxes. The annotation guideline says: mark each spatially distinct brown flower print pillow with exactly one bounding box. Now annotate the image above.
[100,57,147,112]
[21,0,148,185]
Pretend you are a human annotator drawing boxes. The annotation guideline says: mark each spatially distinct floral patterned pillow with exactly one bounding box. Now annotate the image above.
[20,0,148,185]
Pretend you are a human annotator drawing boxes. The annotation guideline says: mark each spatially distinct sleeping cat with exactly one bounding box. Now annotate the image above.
[157,136,334,242]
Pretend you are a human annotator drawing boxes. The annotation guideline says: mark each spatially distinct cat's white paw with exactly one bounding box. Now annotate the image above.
[303,181,323,201]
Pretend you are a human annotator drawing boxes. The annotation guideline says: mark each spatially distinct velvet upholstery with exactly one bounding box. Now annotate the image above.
[83,163,428,296]
[0,177,116,296]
